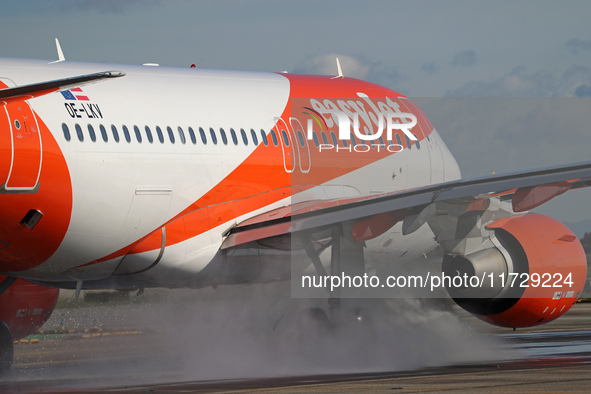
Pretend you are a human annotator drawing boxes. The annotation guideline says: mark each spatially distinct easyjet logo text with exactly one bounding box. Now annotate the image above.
[304,93,418,142]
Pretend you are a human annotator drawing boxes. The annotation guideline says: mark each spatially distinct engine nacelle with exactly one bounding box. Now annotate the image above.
[442,213,587,328]
[0,276,59,339]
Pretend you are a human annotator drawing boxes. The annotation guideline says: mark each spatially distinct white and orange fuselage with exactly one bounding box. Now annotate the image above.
[0,58,459,288]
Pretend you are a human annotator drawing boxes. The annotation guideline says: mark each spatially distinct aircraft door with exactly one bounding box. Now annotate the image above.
[2,101,42,192]
[289,117,311,173]
[275,118,295,173]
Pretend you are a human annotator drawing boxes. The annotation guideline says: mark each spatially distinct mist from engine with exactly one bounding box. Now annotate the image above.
[5,255,511,389]
[170,289,505,379]
[124,280,507,383]
[14,212,583,390]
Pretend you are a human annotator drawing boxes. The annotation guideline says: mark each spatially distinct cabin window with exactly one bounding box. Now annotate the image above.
[178,127,186,144]
[281,129,290,147]
[188,127,197,144]
[155,126,164,143]
[414,134,420,150]
[321,131,328,145]
[122,125,131,143]
[220,128,228,145]
[270,130,278,146]
[87,124,96,142]
[312,132,319,147]
[210,128,218,145]
[100,125,108,142]
[260,129,268,146]
[111,125,120,142]
[404,134,411,150]
[62,123,71,141]
[395,133,402,149]
[297,129,305,148]
[330,131,338,146]
[134,126,142,143]
[241,129,248,145]
[199,127,207,144]
[167,126,175,144]
[230,128,238,145]
[250,129,258,145]
[75,124,84,142]
[145,126,153,143]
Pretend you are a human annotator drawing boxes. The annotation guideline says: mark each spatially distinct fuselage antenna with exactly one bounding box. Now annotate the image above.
[331,57,344,79]
[49,38,66,64]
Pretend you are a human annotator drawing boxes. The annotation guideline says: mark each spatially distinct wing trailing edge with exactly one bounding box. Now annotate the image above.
[0,71,126,102]
[221,161,591,250]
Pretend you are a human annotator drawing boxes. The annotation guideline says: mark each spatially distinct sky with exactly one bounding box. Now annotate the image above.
[1,0,591,224]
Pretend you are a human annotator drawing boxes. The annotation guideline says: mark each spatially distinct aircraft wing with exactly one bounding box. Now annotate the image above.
[222,161,591,249]
[0,71,125,102]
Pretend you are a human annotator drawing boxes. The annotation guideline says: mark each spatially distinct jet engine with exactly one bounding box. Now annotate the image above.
[442,213,587,328]
[0,276,59,373]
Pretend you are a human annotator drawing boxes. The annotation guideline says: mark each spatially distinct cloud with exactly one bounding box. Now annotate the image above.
[416,97,591,180]
[450,50,476,67]
[421,62,439,74]
[59,0,153,13]
[566,38,591,54]
[575,85,591,97]
[445,65,591,97]
[293,53,370,79]
[293,53,404,90]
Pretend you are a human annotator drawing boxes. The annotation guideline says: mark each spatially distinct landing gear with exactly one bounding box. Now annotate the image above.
[296,307,331,337]
[0,321,13,375]
[298,224,368,330]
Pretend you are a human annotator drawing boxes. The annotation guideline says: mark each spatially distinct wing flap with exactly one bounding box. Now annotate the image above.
[222,161,591,249]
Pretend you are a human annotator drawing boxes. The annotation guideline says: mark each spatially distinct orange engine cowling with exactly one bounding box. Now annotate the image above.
[0,276,59,340]
[442,213,587,328]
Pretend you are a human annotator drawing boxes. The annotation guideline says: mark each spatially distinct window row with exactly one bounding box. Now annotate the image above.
[62,123,420,150]
[63,124,272,147]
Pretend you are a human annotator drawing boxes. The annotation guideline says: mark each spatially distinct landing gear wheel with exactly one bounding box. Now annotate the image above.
[333,307,371,327]
[297,307,331,337]
[0,322,13,375]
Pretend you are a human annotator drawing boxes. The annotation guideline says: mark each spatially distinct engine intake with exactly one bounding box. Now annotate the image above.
[443,247,508,299]
[442,213,586,328]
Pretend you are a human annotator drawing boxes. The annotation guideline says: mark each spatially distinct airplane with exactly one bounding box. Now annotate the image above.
[0,50,589,374]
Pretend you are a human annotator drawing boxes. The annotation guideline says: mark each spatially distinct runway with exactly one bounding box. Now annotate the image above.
[0,288,590,393]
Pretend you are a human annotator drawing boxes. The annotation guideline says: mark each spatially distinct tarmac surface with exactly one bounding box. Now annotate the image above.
[0,286,590,393]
